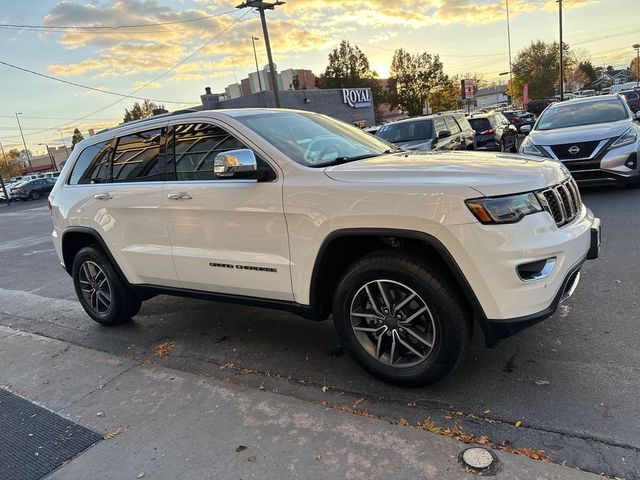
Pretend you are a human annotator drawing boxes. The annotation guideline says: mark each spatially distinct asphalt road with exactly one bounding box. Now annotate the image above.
[1,187,639,478]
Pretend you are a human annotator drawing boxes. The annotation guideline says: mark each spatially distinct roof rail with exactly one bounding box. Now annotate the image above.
[93,108,201,135]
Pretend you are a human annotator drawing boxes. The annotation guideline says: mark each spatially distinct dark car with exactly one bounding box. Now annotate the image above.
[467,112,518,152]
[620,89,640,113]
[10,178,56,200]
[376,112,475,151]
[502,110,536,133]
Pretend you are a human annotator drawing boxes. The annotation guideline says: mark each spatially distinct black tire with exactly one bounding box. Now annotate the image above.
[332,251,472,386]
[72,246,142,326]
[29,190,40,200]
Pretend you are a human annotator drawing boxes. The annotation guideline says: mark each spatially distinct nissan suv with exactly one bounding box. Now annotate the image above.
[49,109,600,386]
[520,95,640,187]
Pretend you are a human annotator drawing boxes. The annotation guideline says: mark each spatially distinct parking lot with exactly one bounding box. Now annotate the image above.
[0,185,638,478]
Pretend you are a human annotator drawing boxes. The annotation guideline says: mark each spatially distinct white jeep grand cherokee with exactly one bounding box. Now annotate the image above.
[49,109,601,386]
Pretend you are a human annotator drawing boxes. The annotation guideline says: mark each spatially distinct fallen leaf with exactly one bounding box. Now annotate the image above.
[483,409,491,414]
[153,342,176,358]
[515,420,522,428]
[534,379,550,385]
[103,425,127,440]
[397,418,410,426]
[247,455,257,462]
[236,446,247,452]
[353,398,365,408]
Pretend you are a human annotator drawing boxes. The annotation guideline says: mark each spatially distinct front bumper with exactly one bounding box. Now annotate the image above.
[438,207,599,342]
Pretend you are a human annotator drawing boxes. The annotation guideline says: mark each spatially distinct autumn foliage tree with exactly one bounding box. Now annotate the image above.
[387,49,448,116]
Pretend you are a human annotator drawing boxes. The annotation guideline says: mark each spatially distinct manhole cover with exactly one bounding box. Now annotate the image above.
[462,447,494,469]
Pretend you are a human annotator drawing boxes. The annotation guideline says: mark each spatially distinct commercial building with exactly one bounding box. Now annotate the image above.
[475,85,509,109]
[21,145,68,174]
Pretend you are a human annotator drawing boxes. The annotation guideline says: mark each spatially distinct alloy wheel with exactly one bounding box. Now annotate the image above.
[349,279,437,368]
[78,261,112,314]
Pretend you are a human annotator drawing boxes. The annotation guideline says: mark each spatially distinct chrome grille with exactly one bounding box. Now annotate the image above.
[537,178,582,227]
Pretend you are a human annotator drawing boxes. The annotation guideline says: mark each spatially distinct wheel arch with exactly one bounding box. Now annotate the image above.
[309,228,489,332]
[61,227,130,286]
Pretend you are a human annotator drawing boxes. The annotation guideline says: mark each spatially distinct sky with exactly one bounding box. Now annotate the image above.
[0,0,636,155]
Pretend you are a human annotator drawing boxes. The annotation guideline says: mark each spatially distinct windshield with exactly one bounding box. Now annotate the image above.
[234,112,396,167]
[376,120,433,144]
[536,99,628,130]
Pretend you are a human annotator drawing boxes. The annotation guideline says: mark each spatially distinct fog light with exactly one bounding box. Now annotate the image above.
[624,153,637,169]
[517,257,556,282]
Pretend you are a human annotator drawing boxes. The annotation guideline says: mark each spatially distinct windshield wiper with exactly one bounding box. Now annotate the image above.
[319,153,383,167]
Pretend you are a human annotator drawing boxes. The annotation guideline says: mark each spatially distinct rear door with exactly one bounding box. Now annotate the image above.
[444,116,462,149]
[163,120,292,300]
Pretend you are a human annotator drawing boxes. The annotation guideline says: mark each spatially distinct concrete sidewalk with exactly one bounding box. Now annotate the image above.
[0,325,597,480]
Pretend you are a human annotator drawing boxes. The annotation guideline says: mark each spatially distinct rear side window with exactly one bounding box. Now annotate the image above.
[112,128,165,183]
[68,141,112,185]
[433,117,447,134]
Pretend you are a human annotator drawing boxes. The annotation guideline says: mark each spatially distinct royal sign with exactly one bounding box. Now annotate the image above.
[341,88,372,108]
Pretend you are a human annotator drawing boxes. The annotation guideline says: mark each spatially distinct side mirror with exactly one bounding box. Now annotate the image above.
[214,149,257,178]
[520,124,532,134]
[635,111,640,121]
[437,130,451,139]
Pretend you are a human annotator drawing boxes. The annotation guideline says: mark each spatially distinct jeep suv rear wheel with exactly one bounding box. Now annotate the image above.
[72,246,142,326]
[333,252,471,386]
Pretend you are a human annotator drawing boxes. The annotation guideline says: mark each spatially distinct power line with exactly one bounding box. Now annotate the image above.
[0,10,236,30]
[0,60,194,104]
[4,10,252,140]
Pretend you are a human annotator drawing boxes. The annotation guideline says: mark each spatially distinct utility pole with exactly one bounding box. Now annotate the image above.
[59,129,69,157]
[505,0,514,105]
[38,143,58,171]
[634,43,640,89]
[15,112,32,170]
[236,1,284,108]
[251,36,263,92]
[0,141,9,206]
[558,0,564,101]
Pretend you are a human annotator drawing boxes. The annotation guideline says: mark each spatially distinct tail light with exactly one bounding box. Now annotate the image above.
[512,116,520,121]
[480,129,496,135]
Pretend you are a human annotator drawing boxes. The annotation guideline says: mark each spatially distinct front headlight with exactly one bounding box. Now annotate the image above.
[608,128,637,150]
[466,193,543,224]
[520,139,545,157]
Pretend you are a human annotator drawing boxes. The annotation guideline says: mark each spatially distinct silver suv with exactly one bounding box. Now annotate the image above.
[520,94,640,187]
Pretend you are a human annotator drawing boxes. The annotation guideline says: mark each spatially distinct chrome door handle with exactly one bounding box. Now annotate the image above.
[167,192,192,200]
[94,192,112,200]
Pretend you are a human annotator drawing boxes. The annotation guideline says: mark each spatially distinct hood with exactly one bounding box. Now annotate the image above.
[324,151,567,197]
[529,119,629,146]
[393,139,433,151]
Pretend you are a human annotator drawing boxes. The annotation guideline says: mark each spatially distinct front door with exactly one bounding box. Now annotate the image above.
[164,121,293,301]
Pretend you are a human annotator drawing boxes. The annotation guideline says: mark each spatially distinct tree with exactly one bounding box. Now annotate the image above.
[0,148,21,178]
[292,74,300,90]
[123,99,161,123]
[578,61,598,83]
[317,41,384,122]
[429,76,461,114]
[510,40,574,102]
[71,128,84,151]
[565,67,589,91]
[387,48,447,116]
[630,57,639,81]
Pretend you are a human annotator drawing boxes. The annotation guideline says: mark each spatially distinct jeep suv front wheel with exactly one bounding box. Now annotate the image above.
[333,252,472,386]
[72,246,142,326]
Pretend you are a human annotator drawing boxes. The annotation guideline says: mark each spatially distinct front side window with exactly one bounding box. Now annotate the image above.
[112,129,165,183]
[536,99,629,130]
[236,112,397,167]
[68,140,112,185]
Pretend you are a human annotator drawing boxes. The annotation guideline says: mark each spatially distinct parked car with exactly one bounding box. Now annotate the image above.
[467,112,518,152]
[49,108,600,386]
[619,89,640,113]
[502,110,536,133]
[37,171,61,180]
[520,94,640,187]
[599,87,611,95]
[376,113,475,151]
[10,177,56,200]
[527,99,556,116]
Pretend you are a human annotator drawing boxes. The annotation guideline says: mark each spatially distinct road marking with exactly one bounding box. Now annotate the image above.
[23,248,56,256]
[0,208,51,217]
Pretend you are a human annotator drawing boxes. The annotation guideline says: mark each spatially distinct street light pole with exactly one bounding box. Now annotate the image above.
[251,36,263,92]
[59,130,69,157]
[505,0,514,105]
[236,1,284,108]
[633,43,640,89]
[15,112,32,170]
[558,0,564,101]
[0,141,9,205]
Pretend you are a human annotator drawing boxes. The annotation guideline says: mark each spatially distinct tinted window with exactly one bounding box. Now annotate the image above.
[377,120,433,144]
[433,117,447,134]
[468,118,492,133]
[112,129,165,183]
[537,99,628,130]
[69,141,111,185]
[444,116,461,134]
[622,91,639,100]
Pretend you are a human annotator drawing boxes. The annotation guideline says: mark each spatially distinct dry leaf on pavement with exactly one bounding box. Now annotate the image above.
[153,342,176,358]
